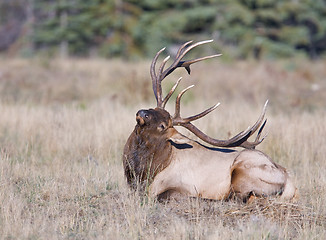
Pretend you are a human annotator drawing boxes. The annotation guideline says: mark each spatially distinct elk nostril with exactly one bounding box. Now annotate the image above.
[136,115,145,126]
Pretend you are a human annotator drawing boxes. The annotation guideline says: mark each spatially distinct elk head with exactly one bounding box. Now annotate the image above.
[123,40,267,189]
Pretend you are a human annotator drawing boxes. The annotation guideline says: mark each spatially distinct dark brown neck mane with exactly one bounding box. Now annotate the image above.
[123,124,173,190]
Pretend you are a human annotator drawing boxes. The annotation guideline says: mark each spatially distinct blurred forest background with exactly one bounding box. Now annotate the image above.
[1,0,326,60]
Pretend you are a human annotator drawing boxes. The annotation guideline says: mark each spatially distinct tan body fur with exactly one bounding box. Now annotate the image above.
[149,131,296,201]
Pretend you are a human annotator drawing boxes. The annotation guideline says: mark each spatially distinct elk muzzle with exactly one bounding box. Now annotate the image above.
[136,110,149,126]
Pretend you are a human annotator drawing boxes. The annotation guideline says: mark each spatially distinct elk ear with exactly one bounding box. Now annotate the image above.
[157,122,167,132]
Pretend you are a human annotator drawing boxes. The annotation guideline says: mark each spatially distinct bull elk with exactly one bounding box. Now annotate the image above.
[123,40,296,201]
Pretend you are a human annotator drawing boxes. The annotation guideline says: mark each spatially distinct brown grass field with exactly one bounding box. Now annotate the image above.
[0,57,325,239]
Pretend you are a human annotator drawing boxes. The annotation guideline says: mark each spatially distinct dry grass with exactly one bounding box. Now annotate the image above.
[0,57,325,239]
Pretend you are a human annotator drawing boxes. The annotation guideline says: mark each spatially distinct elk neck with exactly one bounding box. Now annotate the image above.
[123,121,174,188]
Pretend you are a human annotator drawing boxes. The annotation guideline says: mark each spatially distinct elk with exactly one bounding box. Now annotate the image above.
[123,40,296,201]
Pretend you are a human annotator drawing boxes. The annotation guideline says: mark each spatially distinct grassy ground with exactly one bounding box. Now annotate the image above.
[0,57,325,239]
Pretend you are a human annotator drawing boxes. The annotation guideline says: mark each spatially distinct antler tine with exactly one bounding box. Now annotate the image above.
[153,40,192,96]
[179,54,222,74]
[174,85,195,119]
[223,99,269,146]
[240,119,268,149]
[159,40,215,80]
[159,39,219,81]
[176,39,214,60]
[243,100,269,136]
[162,77,183,109]
[150,47,166,103]
[255,119,267,143]
[176,40,193,58]
[172,84,220,125]
[156,55,171,107]
[174,103,220,124]
[216,100,269,147]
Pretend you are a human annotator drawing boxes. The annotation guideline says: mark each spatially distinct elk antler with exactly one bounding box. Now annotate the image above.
[151,40,267,149]
[150,39,221,108]
[173,89,268,149]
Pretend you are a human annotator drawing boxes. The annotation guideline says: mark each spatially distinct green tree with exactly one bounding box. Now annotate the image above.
[2,0,326,59]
